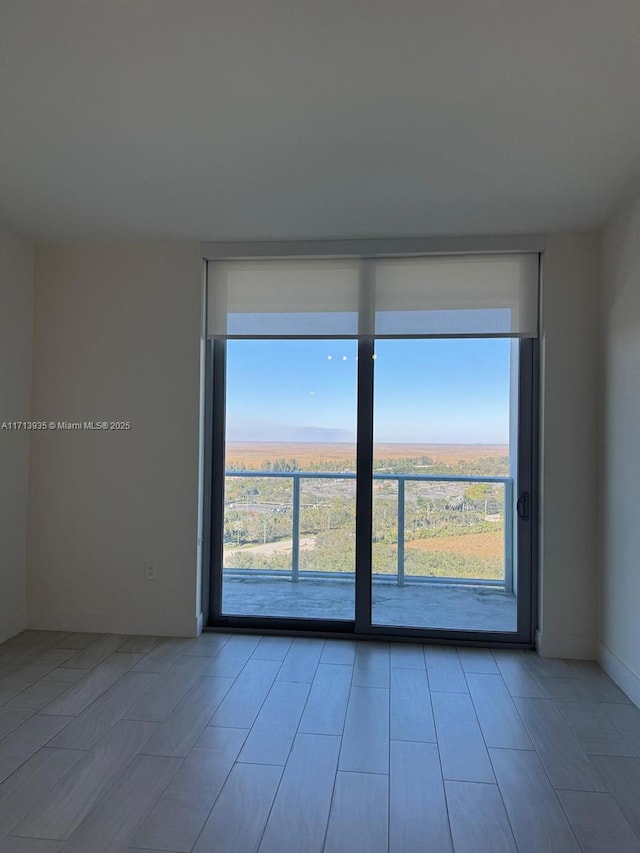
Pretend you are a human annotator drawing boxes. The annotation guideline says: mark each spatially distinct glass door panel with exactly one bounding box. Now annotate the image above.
[371,338,518,632]
[221,339,358,620]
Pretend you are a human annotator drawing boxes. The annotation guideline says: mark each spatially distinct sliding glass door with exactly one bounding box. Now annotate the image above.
[204,248,538,644]
[371,338,518,632]
[221,338,358,621]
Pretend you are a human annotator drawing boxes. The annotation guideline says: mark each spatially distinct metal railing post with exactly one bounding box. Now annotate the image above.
[292,475,300,582]
[504,478,514,594]
[397,477,405,586]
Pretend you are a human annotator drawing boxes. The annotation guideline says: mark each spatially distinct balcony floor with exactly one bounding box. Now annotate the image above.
[222,573,517,632]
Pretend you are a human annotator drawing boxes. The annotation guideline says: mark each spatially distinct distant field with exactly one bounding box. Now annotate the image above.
[406,531,503,560]
[226,441,509,468]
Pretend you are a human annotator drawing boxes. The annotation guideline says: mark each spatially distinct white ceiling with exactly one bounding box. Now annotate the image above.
[1,0,639,242]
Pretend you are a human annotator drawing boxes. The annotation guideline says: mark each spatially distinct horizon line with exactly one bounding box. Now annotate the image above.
[226,440,509,446]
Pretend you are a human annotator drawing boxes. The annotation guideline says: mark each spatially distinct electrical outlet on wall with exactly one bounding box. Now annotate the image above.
[145,565,155,581]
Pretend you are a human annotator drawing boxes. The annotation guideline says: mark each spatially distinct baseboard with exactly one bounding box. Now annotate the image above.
[0,611,27,644]
[599,643,640,709]
[27,608,201,638]
[535,629,596,659]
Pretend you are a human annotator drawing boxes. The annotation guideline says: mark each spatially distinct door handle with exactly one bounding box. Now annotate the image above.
[516,492,530,521]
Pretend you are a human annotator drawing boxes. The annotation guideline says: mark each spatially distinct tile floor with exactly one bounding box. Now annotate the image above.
[0,630,639,852]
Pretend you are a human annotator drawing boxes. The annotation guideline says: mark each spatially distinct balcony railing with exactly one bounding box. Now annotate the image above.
[224,471,514,593]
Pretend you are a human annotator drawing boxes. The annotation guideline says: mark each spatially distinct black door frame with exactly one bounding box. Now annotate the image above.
[204,333,538,646]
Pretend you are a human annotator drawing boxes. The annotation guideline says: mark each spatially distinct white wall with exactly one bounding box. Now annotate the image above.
[18,233,606,651]
[27,243,202,636]
[538,233,601,659]
[0,227,33,643]
[599,197,640,705]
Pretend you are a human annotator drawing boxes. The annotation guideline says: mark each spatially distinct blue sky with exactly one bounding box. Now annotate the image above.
[226,338,512,444]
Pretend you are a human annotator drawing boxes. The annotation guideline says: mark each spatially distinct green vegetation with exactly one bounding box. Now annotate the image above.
[223,448,510,582]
